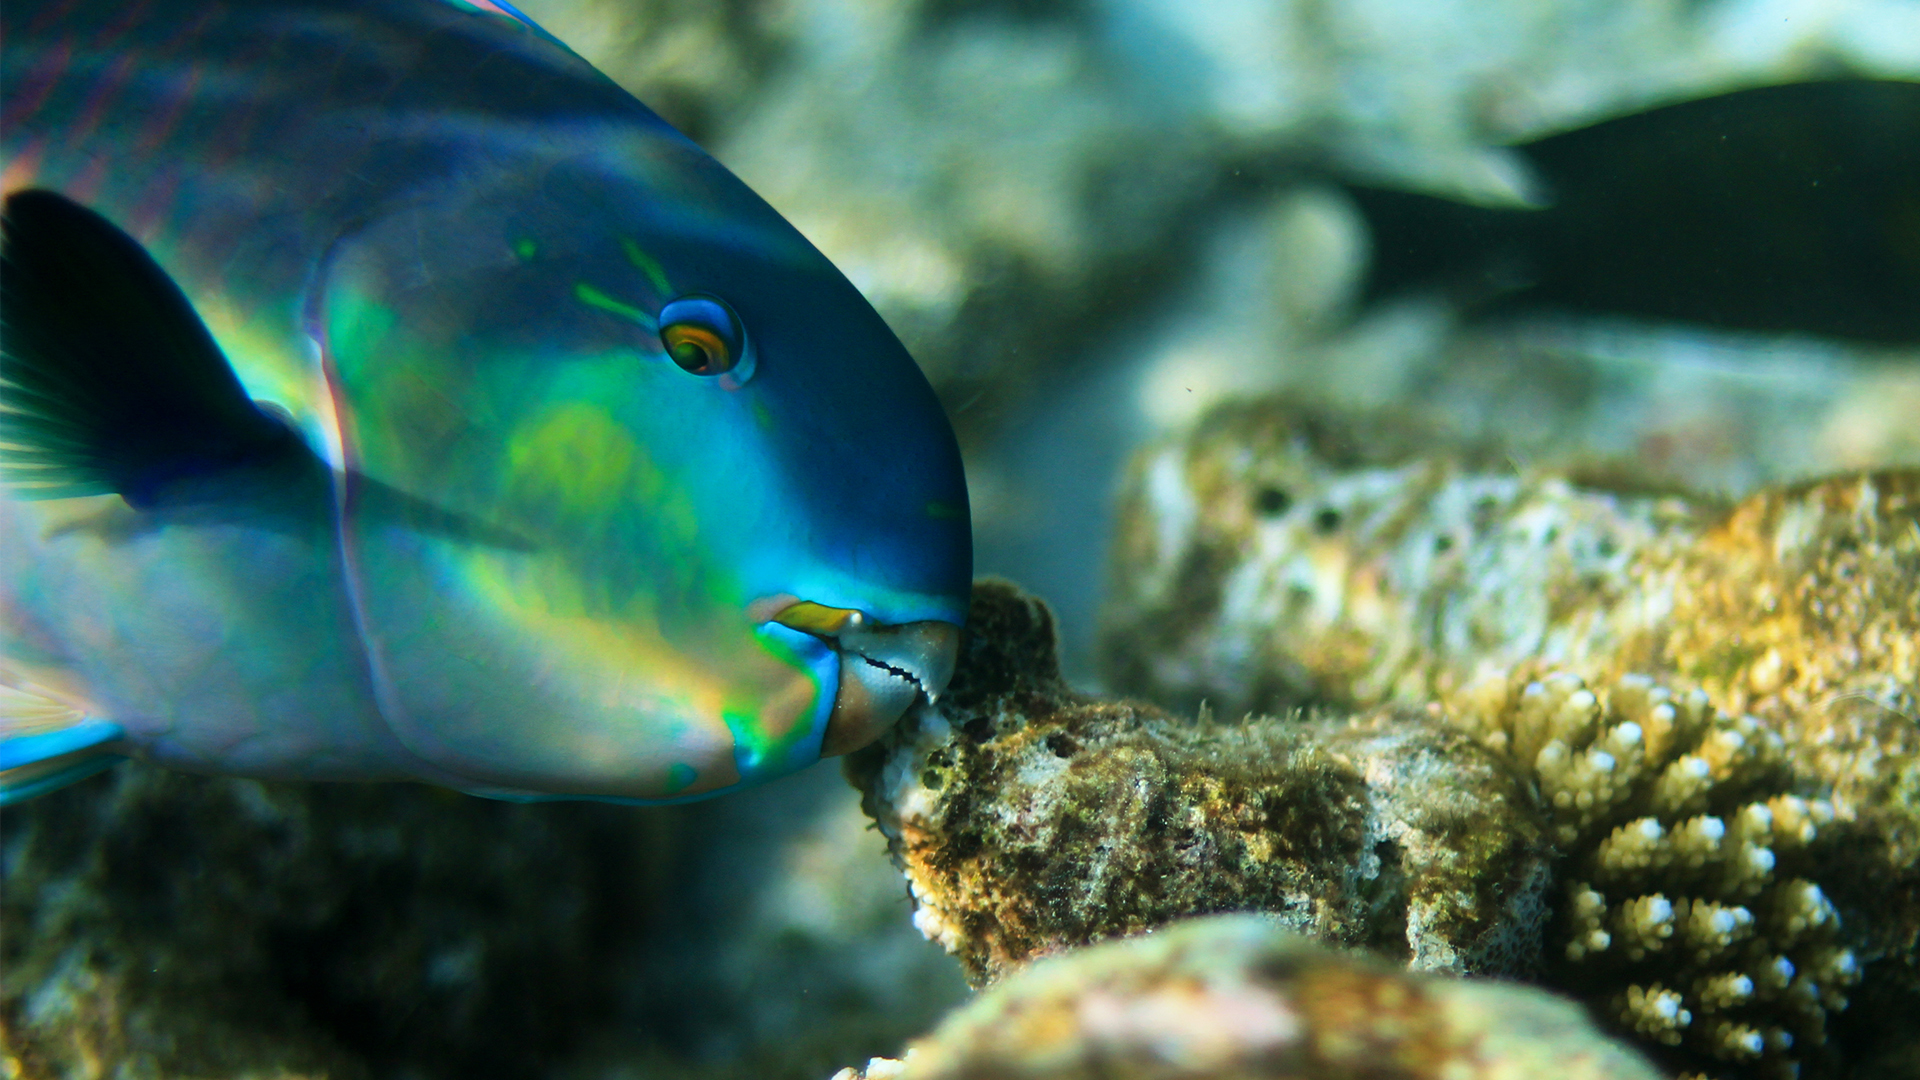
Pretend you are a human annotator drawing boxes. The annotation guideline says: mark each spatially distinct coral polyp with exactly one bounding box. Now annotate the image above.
[1457,672,1858,1077]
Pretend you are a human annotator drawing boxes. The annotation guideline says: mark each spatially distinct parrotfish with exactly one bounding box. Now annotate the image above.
[0,0,972,804]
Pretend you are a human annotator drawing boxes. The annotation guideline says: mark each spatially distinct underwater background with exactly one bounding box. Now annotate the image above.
[3,0,1917,1077]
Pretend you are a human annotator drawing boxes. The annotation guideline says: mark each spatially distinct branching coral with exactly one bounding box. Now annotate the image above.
[1457,672,1859,1077]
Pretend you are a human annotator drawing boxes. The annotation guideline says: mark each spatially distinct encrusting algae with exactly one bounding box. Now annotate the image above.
[847,580,1888,1077]
[845,581,1556,987]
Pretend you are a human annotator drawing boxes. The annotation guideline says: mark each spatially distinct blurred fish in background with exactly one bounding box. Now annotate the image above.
[1349,79,1920,345]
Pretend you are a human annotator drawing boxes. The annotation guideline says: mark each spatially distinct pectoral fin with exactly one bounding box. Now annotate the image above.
[0,190,532,550]
[0,679,125,805]
[0,189,317,508]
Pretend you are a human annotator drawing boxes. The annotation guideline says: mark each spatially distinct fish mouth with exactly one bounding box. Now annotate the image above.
[759,599,960,756]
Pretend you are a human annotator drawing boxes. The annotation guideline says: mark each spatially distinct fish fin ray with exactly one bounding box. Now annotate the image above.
[0,678,125,805]
[0,189,314,507]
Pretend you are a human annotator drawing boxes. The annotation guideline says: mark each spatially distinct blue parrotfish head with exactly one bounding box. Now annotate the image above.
[316,104,971,803]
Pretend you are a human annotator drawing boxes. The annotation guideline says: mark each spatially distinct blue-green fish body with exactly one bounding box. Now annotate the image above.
[0,0,971,804]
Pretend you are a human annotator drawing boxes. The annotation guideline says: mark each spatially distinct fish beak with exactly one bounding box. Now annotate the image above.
[765,600,960,756]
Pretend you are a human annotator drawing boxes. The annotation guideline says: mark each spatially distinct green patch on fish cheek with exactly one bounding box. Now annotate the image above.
[325,292,401,381]
[496,398,716,623]
[719,632,828,776]
[327,293,488,472]
[505,402,641,522]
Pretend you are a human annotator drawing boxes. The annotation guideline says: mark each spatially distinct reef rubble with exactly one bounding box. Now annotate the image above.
[849,434,1918,1077]
[829,913,1665,1080]
[846,581,1554,987]
[1088,399,1917,1076]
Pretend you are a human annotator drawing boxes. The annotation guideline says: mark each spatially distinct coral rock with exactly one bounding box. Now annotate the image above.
[0,766,669,1080]
[831,914,1665,1080]
[845,581,1553,987]
[1102,401,1916,850]
[1101,399,1919,1076]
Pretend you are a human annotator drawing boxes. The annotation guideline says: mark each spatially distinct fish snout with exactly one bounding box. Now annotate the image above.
[764,601,960,756]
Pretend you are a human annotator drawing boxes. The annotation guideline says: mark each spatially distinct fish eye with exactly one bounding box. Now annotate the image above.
[658,294,749,381]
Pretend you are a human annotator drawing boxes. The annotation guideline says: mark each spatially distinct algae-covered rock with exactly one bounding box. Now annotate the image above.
[0,758,964,1080]
[1101,398,1711,719]
[831,913,1664,1080]
[0,766,669,1080]
[845,582,1553,987]
[1102,401,1918,819]
[1100,398,1920,1077]
[1101,402,1920,888]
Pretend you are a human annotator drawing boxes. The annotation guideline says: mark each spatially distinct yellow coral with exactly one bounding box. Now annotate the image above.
[1461,673,1857,1078]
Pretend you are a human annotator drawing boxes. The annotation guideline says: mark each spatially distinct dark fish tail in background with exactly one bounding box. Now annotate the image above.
[1350,79,1920,344]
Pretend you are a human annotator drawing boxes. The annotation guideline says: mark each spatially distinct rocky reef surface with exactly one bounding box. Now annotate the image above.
[852,550,1915,1078]
[831,914,1664,1080]
[0,763,966,1080]
[1080,402,1918,1076]
[847,582,1555,986]
[1,769,665,1079]
[1100,407,1920,987]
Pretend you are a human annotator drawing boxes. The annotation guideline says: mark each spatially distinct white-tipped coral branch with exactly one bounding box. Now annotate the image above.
[1461,673,1857,1076]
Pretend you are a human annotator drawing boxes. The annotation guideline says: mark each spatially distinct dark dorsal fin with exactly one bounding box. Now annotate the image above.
[0,188,313,507]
